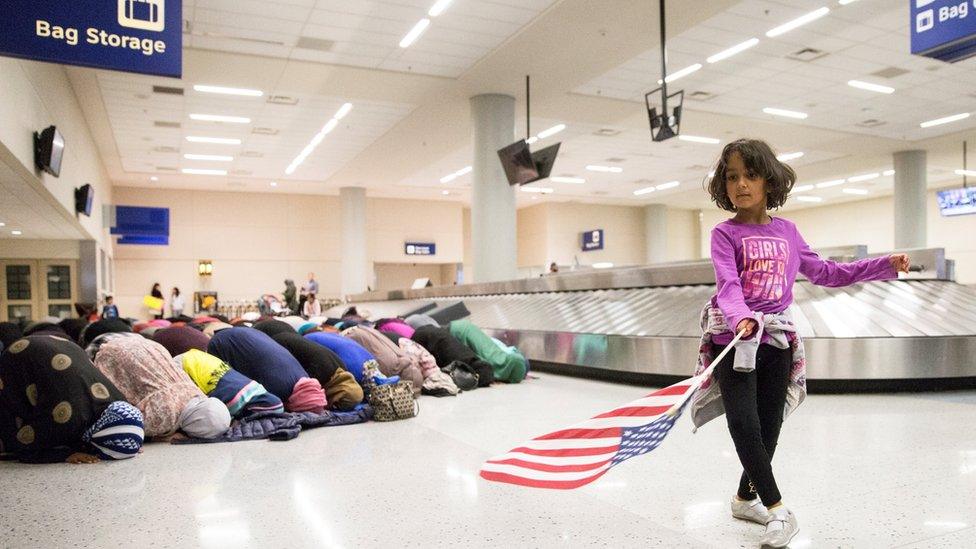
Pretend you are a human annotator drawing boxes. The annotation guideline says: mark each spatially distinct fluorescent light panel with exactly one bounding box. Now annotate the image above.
[526,136,539,144]
[285,103,353,175]
[847,80,894,94]
[536,124,566,139]
[920,112,970,128]
[795,196,823,203]
[193,85,263,97]
[593,262,614,269]
[184,154,233,162]
[883,169,896,176]
[521,186,553,194]
[182,168,227,176]
[843,188,869,195]
[847,172,879,182]
[657,63,702,84]
[777,152,805,161]
[838,0,858,5]
[679,135,720,144]
[956,169,976,177]
[707,38,760,64]
[186,136,241,145]
[400,18,430,48]
[586,165,623,173]
[11,230,23,235]
[656,181,680,190]
[633,187,656,196]
[816,179,846,188]
[190,113,251,124]
[428,0,453,17]
[763,107,808,119]
[766,7,830,38]
[551,176,585,184]
[792,184,814,193]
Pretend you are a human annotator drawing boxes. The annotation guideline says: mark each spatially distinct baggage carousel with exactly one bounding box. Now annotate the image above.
[332,248,976,392]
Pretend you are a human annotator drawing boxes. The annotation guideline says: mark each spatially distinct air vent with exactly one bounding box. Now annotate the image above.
[152,146,179,153]
[155,166,178,172]
[240,151,264,158]
[230,169,252,176]
[296,36,335,52]
[152,85,184,95]
[252,127,279,135]
[267,95,299,106]
[200,31,285,46]
[605,157,626,163]
[227,181,247,188]
[591,191,609,196]
[855,119,887,128]
[593,128,621,137]
[154,120,180,129]
[688,90,716,101]
[871,67,910,79]
[786,47,827,62]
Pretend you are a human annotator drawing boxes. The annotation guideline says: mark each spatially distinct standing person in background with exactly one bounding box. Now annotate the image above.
[150,283,164,320]
[302,272,319,298]
[283,280,298,315]
[302,293,321,318]
[170,287,185,319]
[101,296,119,319]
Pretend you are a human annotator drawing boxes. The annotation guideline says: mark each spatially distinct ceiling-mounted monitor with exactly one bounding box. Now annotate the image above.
[497,140,561,186]
[937,187,976,217]
[74,184,94,217]
[34,125,65,177]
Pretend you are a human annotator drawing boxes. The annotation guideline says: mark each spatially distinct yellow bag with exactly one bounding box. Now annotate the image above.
[143,295,164,313]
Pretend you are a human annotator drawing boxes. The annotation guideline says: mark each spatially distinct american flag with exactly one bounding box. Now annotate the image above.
[479,332,742,490]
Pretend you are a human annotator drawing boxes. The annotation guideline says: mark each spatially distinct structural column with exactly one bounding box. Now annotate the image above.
[893,150,927,249]
[470,94,517,282]
[340,187,370,296]
[643,204,668,265]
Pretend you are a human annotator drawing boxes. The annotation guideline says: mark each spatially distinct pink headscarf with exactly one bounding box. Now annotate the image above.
[286,377,327,413]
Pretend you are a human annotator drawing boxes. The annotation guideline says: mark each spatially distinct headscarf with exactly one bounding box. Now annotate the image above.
[404,314,440,329]
[324,370,364,411]
[81,401,144,460]
[92,336,211,437]
[80,318,132,348]
[253,319,295,339]
[0,322,23,352]
[177,396,231,439]
[304,332,377,383]
[0,335,127,461]
[58,318,89,343]
[272,332,360,408]
[375,318,416,339]
[208,328,325,412]
[24,322,68,338]
[153,326,211,357]
[278,316,306,330]
[177,349,283,418]
[202,322,233,338]
[297,322,318,335]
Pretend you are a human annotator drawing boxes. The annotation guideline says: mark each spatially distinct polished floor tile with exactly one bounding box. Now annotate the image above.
[1,373,974,548]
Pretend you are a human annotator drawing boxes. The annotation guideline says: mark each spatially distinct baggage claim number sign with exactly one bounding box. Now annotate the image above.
[0,0,181,77]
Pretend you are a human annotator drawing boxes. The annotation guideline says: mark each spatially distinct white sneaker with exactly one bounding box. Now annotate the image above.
[760,508,799,548]
[731,496,770,525]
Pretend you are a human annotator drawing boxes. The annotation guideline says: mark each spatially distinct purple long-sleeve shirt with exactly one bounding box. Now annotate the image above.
[710,217,897,344]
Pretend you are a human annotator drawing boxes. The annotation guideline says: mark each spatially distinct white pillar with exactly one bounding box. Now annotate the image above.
[643,204,667,264]
[470,94,517,282]
[893,150,927,249]
[340,187,369,296]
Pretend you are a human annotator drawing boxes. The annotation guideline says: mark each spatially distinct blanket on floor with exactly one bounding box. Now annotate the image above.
[172,406,373,444]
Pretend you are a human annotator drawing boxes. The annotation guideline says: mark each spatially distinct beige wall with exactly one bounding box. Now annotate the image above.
[697,189,976,284]
[0,239,80,259]
[111,187,465,317]
[517,204,549,268]
[375,263,451,291]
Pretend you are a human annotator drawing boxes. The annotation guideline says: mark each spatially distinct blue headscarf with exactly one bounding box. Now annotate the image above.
[81,401,145,460]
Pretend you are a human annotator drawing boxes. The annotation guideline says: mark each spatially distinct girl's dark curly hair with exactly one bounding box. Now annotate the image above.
[706,139,796,212]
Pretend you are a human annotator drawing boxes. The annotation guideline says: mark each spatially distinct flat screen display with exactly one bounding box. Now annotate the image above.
[497,140,539,185]
[937,187,976,217]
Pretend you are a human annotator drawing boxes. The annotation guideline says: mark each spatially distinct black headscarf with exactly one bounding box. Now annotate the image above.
[0,322,24,352]
[79,319,133,348]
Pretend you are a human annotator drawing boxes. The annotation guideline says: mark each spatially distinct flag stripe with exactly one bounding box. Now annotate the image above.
[489,450,617,466]
[518,437,621,451]
[593,405,671,418]
[509,445,619,457]
[479,469,611,490]
[644,384,694,397]
[485,458,613,473]
[534,427,621,441]
[481,461,613,481]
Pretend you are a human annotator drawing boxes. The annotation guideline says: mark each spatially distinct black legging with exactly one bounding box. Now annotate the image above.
[712,342,792,506]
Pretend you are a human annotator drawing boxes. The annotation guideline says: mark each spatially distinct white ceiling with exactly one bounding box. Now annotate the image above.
[60,0,976,214]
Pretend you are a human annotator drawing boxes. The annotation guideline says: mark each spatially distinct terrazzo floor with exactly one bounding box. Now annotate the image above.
[1,373,974,548]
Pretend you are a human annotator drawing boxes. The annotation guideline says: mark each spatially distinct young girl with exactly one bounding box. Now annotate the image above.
[695,139,909,548]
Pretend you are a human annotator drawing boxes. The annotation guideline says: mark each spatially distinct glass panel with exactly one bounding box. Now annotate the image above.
[48,304,72,320]
[7,305,32,326]
[46,265,72,299]
[5,265,31,300]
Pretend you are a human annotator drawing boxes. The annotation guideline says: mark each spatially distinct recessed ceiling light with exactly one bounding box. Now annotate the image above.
[551,176,585,184]
[776,151,805,161]
[657,63,703,84]
[795,196,824,203]
[847,80,895,94]
[0,222,5,227]
[184,154,233,162]
[536,124,566,139]
[11,230,22,235]
[428,0,453,17]
[593,262,614,269]
[678,135,720,144]
[656,181,680,190]
[707,38,760,63]
[883,169,896,176]
[586,165,623,173]
[763,107,808,119]
[920,112,970,128]
[633,187,656,196]
[285,103,352,175]
[766,7,830,38]
[843,188,869,195]
[270,181,278,187]
[521,186,553,194]
[186,136,242,145]
[792,184,814,193]
[150,176,159,181]
[399,18,431,48]
[441,190,450,195]
[182,168,227,176]
[193,85,263,97]
[816,179,846,188]
[955,169,976,177]
[847,172,880,182]
[838,0,858,5]
[190,114,251,124]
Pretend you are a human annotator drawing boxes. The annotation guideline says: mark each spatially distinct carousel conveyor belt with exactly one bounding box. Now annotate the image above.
[330,248,976,391]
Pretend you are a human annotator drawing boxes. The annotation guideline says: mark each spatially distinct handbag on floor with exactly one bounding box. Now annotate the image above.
[369,380,418,421]
[442,360,479,391]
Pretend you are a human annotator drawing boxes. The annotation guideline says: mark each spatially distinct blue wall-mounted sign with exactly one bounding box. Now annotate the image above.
[110,205,170,245]
[0,0,182,77]
[911,0,976,62]
[405,242,436,256]
[581,229,604,252]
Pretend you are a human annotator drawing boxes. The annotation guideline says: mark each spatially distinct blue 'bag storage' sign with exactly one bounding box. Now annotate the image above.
[405,242,436,256]
[911,0,976,62]
[0,0,181,77]
[581,229,604,252]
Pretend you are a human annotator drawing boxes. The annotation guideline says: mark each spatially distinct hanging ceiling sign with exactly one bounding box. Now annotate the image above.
[911,0,976,62]
[0,0,181,77]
